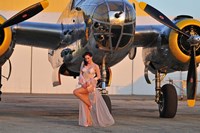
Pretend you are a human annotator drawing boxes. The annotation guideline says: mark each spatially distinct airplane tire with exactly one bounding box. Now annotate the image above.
[102,95,112,114]
[159,84,177,118]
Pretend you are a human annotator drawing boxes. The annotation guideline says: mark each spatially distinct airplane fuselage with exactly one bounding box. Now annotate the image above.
[58,0,136,73]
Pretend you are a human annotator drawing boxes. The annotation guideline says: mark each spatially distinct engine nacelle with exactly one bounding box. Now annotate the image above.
[0,15,15,66]
[169,17,200,63]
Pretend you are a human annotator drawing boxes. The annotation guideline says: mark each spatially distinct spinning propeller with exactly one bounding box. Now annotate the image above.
[0,0,49,29]
[139,2,200,107]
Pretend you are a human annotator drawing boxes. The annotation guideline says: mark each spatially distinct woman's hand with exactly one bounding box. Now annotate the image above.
[82,83,86,88]
[78,75,85,85]
[82,82,89,89]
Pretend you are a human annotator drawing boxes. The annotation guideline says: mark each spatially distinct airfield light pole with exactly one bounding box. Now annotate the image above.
[131,59,134,95]
[30,46,33,94]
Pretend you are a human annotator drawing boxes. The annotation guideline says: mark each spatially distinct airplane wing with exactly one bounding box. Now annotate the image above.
[11,0,86,50]
[13,21,85,49]
[133,25,163,47]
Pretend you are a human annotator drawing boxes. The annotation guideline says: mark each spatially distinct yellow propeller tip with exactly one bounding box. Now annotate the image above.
[41,0,49,9]
[187,99,195,107]
[139,2,147,10]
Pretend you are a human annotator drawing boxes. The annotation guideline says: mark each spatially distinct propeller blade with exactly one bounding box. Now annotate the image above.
[186,46,197,107]
[0,0,49,29]
[139,2,190,38]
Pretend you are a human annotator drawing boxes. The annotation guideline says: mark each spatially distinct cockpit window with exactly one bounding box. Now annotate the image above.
[82,5,96,16]
[93,3,109,22]
[92,1,135,51]
[111,25,121,47]
[125,3,135,23]
[108,2,124,11]
[123,24,133,34]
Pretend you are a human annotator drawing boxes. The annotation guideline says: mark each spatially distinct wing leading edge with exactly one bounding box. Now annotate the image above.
[13,21,86,50]
[133,25,163,47]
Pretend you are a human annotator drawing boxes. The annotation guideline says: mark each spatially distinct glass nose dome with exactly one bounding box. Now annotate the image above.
[92,1,135,51]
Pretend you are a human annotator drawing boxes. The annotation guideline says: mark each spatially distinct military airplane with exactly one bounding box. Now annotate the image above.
[0,0,200,118]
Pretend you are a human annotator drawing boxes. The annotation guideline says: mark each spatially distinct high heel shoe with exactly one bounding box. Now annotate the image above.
[84,124,89,127]
[84,121,92,127]
[84,124,92,127]
[88,122,92,126]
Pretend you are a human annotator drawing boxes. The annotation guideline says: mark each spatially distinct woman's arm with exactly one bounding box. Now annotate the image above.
[78,62,85,85]
[94,64,101,81]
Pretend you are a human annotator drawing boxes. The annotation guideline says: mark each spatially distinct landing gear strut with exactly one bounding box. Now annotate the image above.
[100,55,112,113]
[155,70,177,118]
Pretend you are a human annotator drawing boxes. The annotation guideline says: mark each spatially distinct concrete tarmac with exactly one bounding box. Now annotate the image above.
[0,93,199,133]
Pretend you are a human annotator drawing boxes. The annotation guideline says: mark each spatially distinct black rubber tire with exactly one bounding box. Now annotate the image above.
[159,84,178,118]
[102,95,112,114]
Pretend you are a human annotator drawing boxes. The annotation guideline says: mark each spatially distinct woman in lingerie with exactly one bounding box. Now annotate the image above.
[73,51,114,127]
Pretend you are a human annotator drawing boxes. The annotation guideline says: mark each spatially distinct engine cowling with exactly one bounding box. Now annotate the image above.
[169,18,200,63]
[0,15,14,66]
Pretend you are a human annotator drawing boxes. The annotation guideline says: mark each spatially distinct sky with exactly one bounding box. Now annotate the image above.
[138,0,200,18]
[0,0,199,18]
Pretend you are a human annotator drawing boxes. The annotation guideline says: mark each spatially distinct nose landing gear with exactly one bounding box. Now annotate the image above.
[99,55,112,113]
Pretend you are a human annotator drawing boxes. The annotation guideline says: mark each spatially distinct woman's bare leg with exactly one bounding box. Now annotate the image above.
[73,87,91,107]
[74,87,92,126]
[85,104,92,126]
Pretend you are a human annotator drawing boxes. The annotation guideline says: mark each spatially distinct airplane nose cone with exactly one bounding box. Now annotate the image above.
[188,35,200,45]
[92,1,135,50]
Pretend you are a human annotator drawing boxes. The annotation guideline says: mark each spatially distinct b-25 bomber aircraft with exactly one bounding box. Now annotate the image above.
[0,0,200,118]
